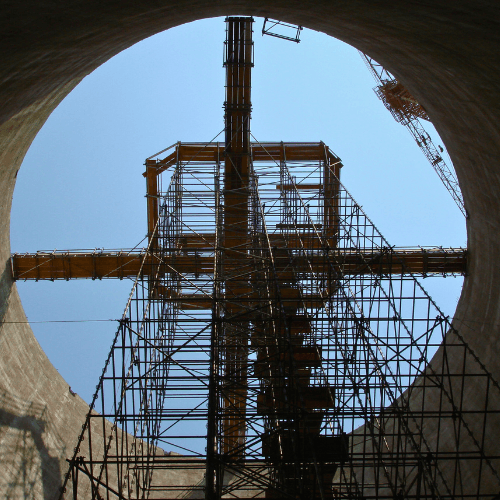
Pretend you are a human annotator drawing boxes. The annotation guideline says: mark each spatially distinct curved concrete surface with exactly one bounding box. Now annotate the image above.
[0,1,499,498]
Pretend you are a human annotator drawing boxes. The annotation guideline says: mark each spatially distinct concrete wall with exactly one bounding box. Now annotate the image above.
[0,1,499,498]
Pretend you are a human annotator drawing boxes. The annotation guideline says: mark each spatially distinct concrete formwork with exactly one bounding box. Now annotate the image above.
[0,1,499,498]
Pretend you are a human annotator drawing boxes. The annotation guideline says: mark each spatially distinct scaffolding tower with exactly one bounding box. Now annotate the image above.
[55,17,500,500]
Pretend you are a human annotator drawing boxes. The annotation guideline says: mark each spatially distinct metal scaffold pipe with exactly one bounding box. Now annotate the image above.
[221,15,254,461]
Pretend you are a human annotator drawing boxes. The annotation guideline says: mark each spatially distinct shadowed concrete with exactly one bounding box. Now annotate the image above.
[0,1,499,498]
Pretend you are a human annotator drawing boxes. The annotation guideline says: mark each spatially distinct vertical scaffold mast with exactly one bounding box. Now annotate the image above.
[221,16,253,461]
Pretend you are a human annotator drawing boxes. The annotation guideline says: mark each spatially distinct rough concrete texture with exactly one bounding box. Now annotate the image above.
[0,1,499,498]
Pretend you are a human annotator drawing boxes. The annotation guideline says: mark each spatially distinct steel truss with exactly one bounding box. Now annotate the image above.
[261,18,302,43]
[60,140,500,499]
[359,52,466,217]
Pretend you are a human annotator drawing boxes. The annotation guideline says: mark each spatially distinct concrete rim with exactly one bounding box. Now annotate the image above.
[1,1,499,497]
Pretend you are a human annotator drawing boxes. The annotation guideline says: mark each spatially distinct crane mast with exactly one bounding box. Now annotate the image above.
[360,52,467,217]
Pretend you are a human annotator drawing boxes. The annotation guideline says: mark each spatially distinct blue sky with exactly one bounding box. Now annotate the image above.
[10,17,465,404]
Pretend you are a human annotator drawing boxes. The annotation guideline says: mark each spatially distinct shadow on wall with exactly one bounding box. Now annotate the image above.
[0,258,13,324]
[0,390,65,500]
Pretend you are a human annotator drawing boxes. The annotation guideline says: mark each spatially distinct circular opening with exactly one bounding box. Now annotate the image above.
[10,17,465,406]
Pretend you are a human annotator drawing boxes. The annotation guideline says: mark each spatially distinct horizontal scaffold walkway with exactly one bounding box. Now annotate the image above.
[11,246,466,281]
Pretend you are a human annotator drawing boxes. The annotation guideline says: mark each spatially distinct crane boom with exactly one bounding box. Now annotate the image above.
[360,52,467,217]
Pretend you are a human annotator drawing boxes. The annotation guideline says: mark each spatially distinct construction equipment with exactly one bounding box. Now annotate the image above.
[360,52,467,217]
[11,244,467,281]
[262,18,302,43]
[14,17,500,500]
